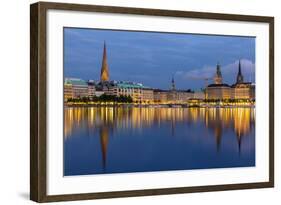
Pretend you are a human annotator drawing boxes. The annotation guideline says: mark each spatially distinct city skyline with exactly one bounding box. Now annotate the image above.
[64,27,255,90]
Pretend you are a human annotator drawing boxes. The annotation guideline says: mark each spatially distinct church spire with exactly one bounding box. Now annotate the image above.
[100,41,110,82]
[171,75,176,91]
[236,60,244,84]
[214,62,222,84]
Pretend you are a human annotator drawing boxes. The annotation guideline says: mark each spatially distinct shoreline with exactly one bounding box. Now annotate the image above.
[64,103,255,109]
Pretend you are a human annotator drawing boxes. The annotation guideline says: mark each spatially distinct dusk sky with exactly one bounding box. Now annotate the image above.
[64,27,255,90]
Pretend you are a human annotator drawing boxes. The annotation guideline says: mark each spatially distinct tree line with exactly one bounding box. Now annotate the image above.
[67,94,133,103]
[203,99,255,103]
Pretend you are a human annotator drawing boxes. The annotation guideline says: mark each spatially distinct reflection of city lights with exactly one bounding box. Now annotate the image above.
[233,108,251,138]
[64,107,254,140]
[64,107,255,165]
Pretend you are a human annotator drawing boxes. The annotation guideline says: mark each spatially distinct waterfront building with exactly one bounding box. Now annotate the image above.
[115,81,143,102]
[205,63,231,100]
[94,90,105,97]
[64,78,89,101]
[97,81,116,96]
[166,77,194,103]
[114,82,154,103]
[87,80,96,99]
[206,61,255,101]
[188,91,205,106]
[97,80,153,103]
[154,89,194,104]
[250,83,255,100]
[231,60,255,100]
[142,88,154,103]
[231,83,255,100]
[153,89,168,103]
[193,91,205,99]
[167,90,194,103]
[64,81,73,101]
[206,84,231,100]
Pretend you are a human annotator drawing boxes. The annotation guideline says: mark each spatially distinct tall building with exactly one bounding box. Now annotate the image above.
[232,60,255,100]
[100,42,110,82]
[206,62,231,100]
[236,60,244,84]
[171,76,176,91]
[214,63,223,84]
[205,60,255,101]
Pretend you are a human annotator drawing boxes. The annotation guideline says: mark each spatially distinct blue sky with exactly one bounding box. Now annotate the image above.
[64,27,255,90]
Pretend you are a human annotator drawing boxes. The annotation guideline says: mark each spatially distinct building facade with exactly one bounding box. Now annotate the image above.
[64,83,73,101]
[97,81,154,103]
[193,91,205,99]
[206,84,231,100]
[142,88,154,103]
[115,82,143,102]
[206,61,255,101]
[64,78,94,101]
[232,83,255,100]
[206,63,231,100]
[87,80,96,99]
[153,89,168,103]
[167,90,194,103]
[230,60,255,100]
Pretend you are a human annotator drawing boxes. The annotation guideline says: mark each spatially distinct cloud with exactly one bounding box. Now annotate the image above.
[175,59,255,85]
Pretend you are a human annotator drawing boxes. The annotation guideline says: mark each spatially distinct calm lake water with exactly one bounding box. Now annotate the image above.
[64,107,255,176]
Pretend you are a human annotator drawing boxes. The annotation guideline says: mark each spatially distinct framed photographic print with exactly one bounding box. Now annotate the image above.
[30,1,274,202]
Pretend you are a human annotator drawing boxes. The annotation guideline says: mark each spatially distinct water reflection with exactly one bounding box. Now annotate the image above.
[64,107,255,175]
